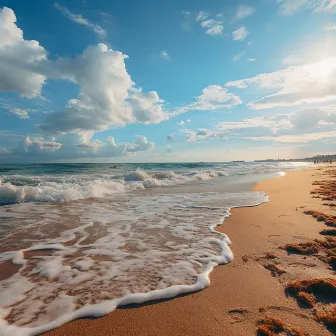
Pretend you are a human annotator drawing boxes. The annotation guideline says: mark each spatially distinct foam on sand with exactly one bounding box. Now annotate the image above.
[0,191,268,335]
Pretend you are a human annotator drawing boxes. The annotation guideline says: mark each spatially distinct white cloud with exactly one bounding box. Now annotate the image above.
[126,135,155,153]
[216,116,292,133]
[196,12,224,36]
[324,23,336,30]
[233,51,245,61]
[214,107,336,143]
[40,44,135,132]
[47,43,168,132]
[54,3,106,38]
[282,55,302,65]
[205,24,224,36]
[177,119,191,126]
[128,89,167,125]
[160,50,170,60]
[0,8,168,134]
[76,133,104,153]
[290,106,336,129]
[201,19,221,29]
[277,0,336,15]
[192,86,242,110]
[247,58,256,62]
[181,129,227,142]
[0,7,47,98]
[1,134,156,161]
[196,11,209,22]
[226,57,336,109]
[172,85,242,115]
[19,136,62,153]
[74,134,155,157]
[247,131,336,143]
[8,108,29,119]
[234,5,255,20]
[0,147,12,154]
[232,27,249,41]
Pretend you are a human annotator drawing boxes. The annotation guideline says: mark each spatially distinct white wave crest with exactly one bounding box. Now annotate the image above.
[0,169,230,204]
[0,180,127,204]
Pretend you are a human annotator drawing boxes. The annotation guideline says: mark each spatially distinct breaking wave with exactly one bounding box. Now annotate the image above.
[0,168,229,204]
[0,161,312,205]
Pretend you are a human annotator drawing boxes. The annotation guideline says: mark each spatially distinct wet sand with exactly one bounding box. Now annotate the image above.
[44,166,334,336]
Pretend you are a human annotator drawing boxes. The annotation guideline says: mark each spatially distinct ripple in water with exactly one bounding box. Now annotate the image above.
[0,191,268,335]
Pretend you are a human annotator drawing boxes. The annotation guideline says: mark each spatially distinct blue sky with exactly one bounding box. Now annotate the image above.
[1,0,336,163]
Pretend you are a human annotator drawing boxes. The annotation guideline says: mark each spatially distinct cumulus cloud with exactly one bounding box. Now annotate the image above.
[191,85,242,110]
[129,89,167,125]
[232,27,249,41]
[172,85,242,115]
[54,3,106,38]
[75,135,124,156]
[1,134,155,161]
[234,5,255,20]
[0,7,47,98]
[226,57,336,109]
[277,0,336,15]
[74,134,154,157]
[40,44,133,132]
[17,137,63,154]
[8,108,29,119]
[41,44,167,132]
[126,135,155,153]
[0,7,167,135]
[76,139,103,153]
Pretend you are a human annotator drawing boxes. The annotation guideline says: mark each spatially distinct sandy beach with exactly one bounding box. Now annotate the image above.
[42,166,335,336]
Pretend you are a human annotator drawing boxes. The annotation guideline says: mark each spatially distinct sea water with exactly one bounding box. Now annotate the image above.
[0,161,311,335]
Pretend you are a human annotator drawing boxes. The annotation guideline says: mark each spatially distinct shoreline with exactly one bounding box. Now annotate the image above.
[44,166,334,336]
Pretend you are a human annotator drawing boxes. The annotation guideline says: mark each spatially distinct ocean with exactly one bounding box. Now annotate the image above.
[0,161,311,335]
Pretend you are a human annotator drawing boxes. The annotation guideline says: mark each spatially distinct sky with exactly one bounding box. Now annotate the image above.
[1,0,336,163]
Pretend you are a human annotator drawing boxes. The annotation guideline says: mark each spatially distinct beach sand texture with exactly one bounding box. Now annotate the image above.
[42,166,335,336]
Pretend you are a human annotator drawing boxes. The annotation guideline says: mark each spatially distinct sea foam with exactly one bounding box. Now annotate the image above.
[0,191,268,335]
[0,168,229,204]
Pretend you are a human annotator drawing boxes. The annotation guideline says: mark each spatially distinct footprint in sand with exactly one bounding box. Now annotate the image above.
[228,309,249,323]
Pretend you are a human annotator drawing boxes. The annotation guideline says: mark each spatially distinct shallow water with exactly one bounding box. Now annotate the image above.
[0,162,311,335]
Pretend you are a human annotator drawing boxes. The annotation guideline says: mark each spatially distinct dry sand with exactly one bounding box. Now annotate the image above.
[43,167,334,335]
